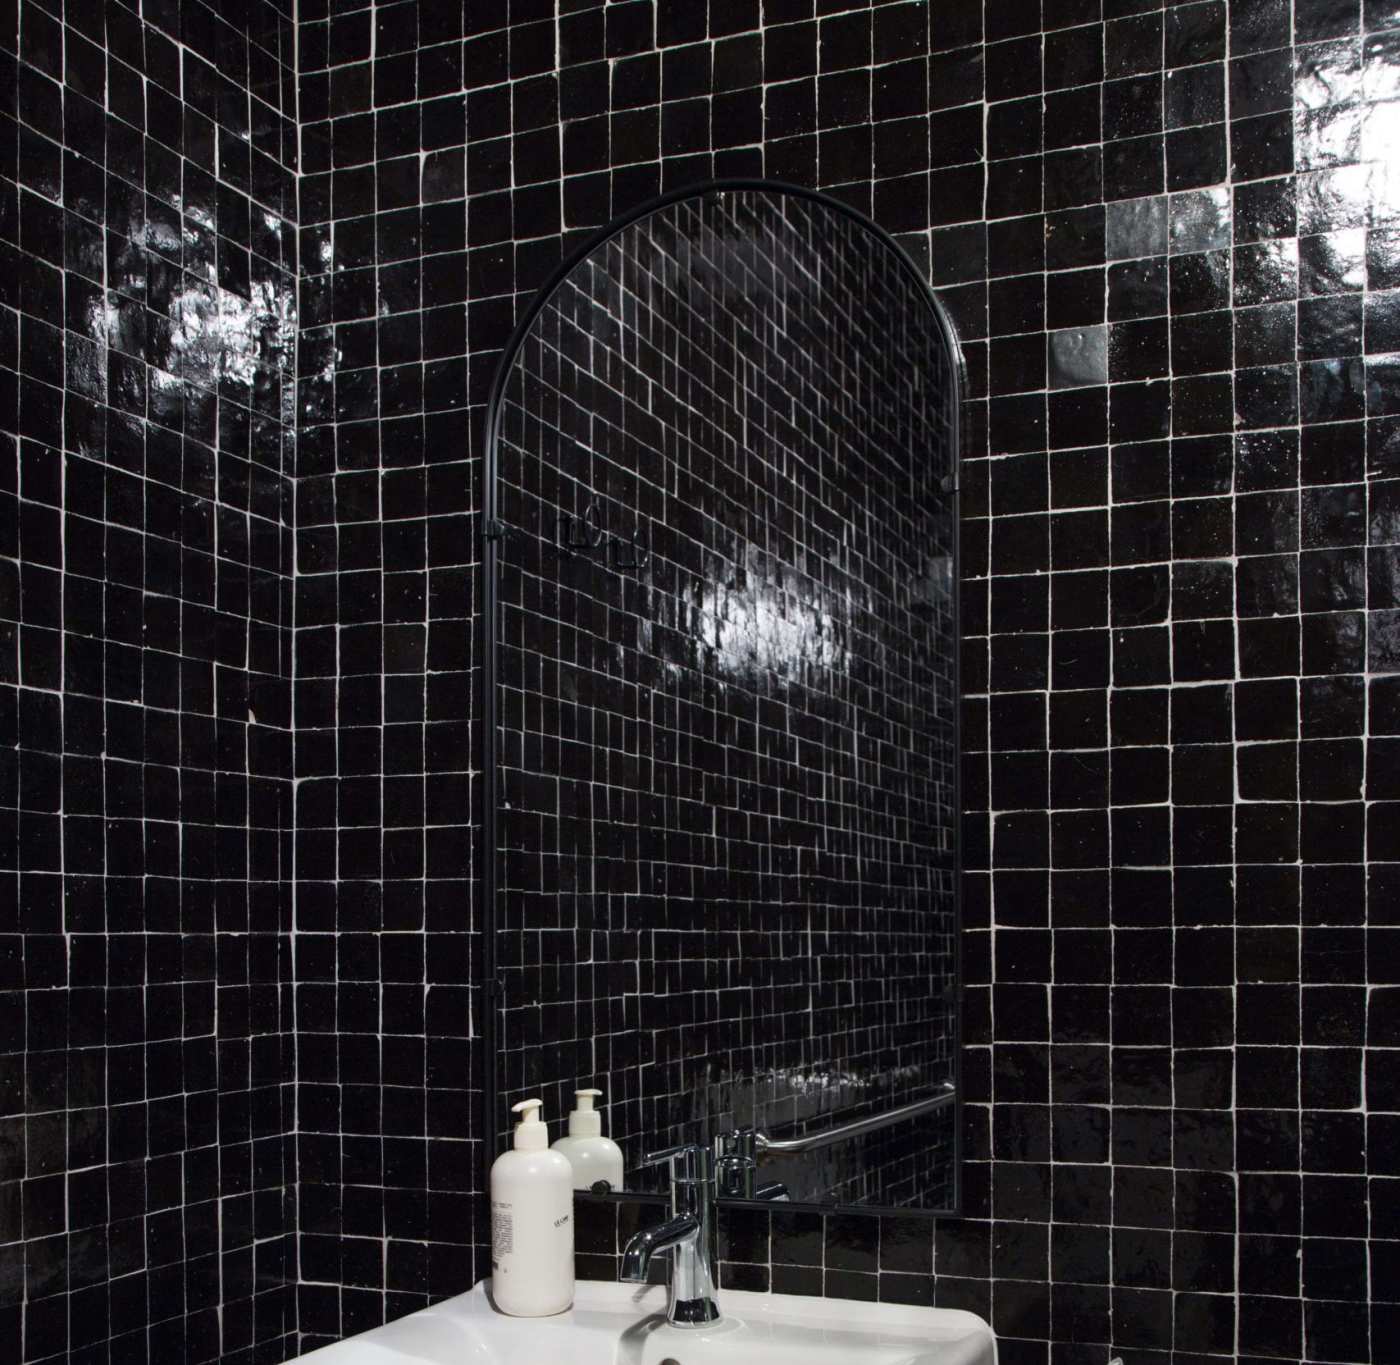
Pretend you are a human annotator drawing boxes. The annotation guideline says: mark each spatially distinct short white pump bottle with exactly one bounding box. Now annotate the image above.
[489,1098,574,1317]
[551,1088,625,1192]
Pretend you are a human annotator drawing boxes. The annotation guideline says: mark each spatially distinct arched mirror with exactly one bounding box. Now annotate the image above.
[482,182,964,1215]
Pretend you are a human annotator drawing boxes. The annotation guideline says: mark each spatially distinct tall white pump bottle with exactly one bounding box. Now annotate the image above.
[489,1098,574,1316]
[551,1088,626,1192]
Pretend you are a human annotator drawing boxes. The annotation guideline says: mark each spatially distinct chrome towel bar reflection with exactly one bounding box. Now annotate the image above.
[755,1083,957,1154]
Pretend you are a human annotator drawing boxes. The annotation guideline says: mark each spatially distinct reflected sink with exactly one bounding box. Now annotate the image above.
[297,1279,996,1365]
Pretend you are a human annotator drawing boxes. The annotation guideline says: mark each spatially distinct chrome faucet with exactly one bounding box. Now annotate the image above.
[619,1143,721,1327]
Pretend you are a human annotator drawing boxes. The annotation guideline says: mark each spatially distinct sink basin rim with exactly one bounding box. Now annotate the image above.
[295,1277,996,1363]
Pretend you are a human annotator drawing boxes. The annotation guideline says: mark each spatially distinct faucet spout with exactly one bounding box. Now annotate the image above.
[619,1212,698,1283]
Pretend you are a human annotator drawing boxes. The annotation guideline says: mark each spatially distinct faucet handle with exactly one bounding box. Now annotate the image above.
[636,1142,711,1182]
[637,1143,691,1167]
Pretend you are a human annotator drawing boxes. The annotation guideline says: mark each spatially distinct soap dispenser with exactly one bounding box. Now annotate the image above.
[551,1088,626,1192]
[489,1098,574,1316]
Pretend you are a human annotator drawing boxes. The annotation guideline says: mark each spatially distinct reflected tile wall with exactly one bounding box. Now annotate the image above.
[298,1,1399,1363]
[0,2,300,1364]
[493,188,958,1214]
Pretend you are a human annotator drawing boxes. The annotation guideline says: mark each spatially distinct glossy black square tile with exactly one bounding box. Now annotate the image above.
[1167,60,1228,134]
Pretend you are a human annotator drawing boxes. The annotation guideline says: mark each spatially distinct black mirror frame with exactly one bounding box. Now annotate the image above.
[478,179,967,1220]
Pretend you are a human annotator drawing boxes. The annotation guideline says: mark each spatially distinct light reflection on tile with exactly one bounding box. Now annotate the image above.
[1170,186,1232,252]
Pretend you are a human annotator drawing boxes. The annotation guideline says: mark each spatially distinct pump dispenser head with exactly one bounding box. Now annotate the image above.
[568,1088,603,1137]
[511,1098,548,1151]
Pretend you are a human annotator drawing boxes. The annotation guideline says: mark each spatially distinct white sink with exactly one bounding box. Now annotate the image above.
[296,1279,996,1365]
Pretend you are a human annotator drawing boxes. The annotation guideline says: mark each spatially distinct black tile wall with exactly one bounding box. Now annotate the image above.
[24,0,1400,1360]
[0,2,299,1364]
[4,0,1390,1361]
[299,1,1400,1362]
[292,0,480,1351]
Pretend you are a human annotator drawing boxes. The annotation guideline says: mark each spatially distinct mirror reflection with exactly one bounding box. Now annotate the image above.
[487,184,962,1213]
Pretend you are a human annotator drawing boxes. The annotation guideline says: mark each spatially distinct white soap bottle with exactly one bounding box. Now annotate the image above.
[489,1098,574,1316]
[551,1088,626,1192]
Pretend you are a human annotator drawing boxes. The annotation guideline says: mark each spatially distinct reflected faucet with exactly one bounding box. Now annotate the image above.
[714,1128,789,1201]
[619,1143,721,1327]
